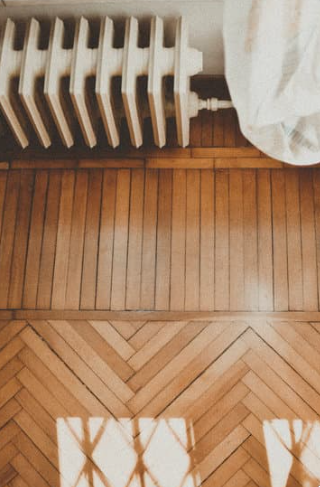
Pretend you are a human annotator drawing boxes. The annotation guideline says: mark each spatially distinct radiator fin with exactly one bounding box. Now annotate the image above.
[0,16,203,149]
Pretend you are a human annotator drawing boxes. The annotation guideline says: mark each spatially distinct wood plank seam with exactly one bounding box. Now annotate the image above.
[0,319,320,486]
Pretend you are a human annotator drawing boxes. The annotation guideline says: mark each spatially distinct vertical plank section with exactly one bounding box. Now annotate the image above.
[51,170,75,310]
[213,111,224,146]
[185,170,200,310]
[155,170,172,310]
[96,170,117,310]
[201,111,213,147]
[285,169,303,310]
[8,171,34,309]
[215,170,229,310]
[126,169,145,310]
[65,171,88,310]
[224,110,236,147]
[257,170,273,311]
[200,170,214,311]
[190,115,201,147]
[229,170,244,310]
[22,171,48,310]
[0,173,7,238]
[166,118,176,147]
[0,172,19,308]
[300,169,318,311]
[140,169,158,310]
[110,169,131,311]
[170,169,187,311]
[80,170,102,310]
[0,173,7,306]
[243,170,258,311]
[37,171,62,310]
[235,114,247,146]
[313,169,320,309]
[271,170,288,311]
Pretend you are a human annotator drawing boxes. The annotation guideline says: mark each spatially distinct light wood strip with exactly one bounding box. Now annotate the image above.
[192,148,260,158]
[200,170,215,311]
[202,447,249,487]
[0,322,26,351]
[313,169,320,308]
[80,170,102,310]
[51,171,75,310]
[300,169,318,311]
[89,320,135,361]
[128,321,185,371]
[155,170,172,310]
[191,425,250,485]
[215,170,229,310]
[64,171,88,309]
[11,453,51,487]
[229,170,244,310]
[13,433,60,487]
[0,377,21,408]
[127,322,227,414]
[22,172,48,309]
[216,158,283,169]
[36,171,62,310]
[271,170,288,311]
[257,170,273,311]
[48,320,134,404]
[0,398,21,429]
[127,321,208,392]
[96,170,117,310]
[170,169,187,311]
[140,169,158,309]
[20,327,108,416]
[18,347,89,417]
[241,328,320,415]
[110,169,131,310]
[146,158,214,169]
[286,169,303,310]
[79,158,144,168]
[185,170,200,310]
[126,169,145,310]
[7,172,34,309]
[0,172,21,308]
[243,170,258,311]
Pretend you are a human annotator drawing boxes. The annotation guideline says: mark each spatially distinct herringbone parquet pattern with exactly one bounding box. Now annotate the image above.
[1,320,320,487]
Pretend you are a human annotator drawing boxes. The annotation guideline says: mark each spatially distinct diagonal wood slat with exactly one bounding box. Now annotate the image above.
[1,320,320,487]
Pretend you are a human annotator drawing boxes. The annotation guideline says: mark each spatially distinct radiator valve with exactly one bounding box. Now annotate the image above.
[189,92,234,117]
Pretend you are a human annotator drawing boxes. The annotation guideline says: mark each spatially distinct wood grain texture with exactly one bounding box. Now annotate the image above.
[0,168,318,312]
[1,319,320,487]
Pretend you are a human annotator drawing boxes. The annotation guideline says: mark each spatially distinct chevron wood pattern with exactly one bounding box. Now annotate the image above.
[1,319,320,487]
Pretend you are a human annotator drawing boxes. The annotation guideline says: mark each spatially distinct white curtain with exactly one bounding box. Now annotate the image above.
[223,0,320,165]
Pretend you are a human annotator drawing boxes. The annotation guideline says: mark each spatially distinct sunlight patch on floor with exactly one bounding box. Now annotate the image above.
[56,418,198,487]
[263,419,320,487]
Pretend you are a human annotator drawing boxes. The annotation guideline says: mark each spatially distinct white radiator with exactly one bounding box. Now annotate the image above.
[0,16,232,149]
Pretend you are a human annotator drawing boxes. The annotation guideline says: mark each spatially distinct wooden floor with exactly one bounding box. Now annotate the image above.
[2,77,320,487]
[0,166,320,312]
[1,319,320,487]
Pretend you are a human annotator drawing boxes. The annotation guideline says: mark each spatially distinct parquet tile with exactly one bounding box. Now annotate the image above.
[0,320,320,487]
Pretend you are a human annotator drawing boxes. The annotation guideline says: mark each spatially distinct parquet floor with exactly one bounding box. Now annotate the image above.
[1,76,320,487]
[0,167,320,312]
[1,319,320,487]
